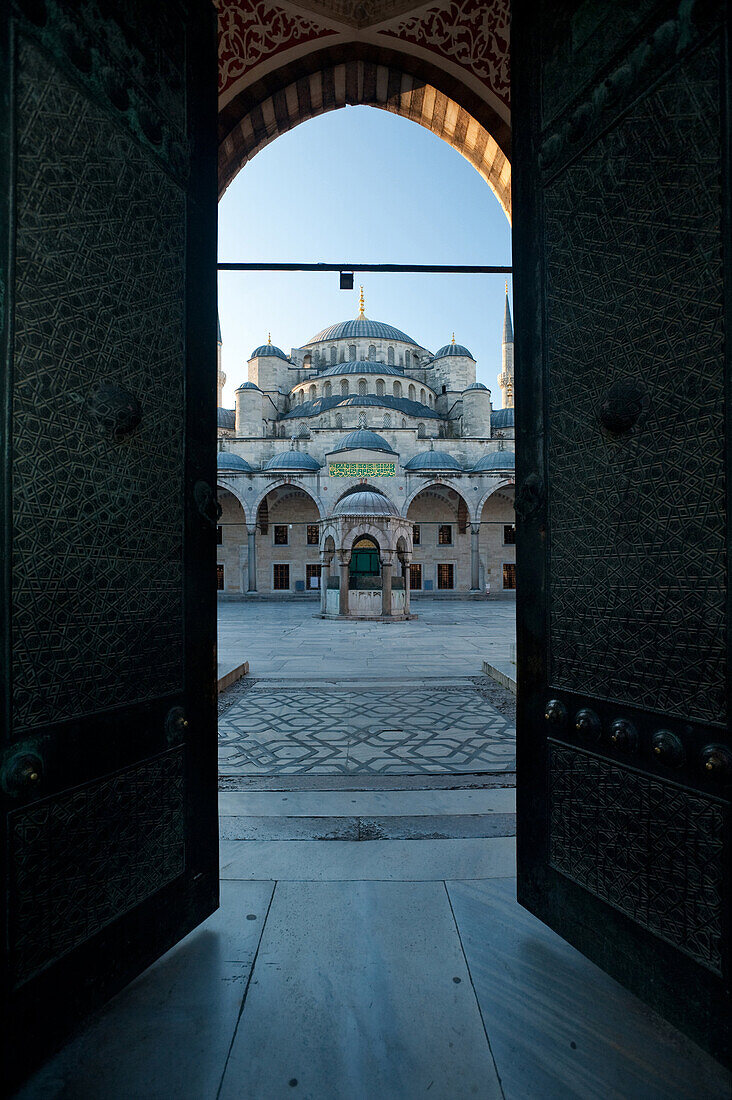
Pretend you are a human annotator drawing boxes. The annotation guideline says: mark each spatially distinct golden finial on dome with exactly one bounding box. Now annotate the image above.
[505,280,508,295]
[451,332,456,344]
[267,332,272,345]
[358,286,365,317]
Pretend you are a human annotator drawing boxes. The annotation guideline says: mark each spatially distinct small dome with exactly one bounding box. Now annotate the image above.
[333,487,399,517]
[435,342,474,359]
[217,408,235,429]
[236,381,261,391]
[464,382,488,392]
[491,407,514,429]
[332,429,395,455]
[263,450,321,472]
[403,450,463,472]
[472,451,515,472]
[217,451,253,471]
[250,343,288,361]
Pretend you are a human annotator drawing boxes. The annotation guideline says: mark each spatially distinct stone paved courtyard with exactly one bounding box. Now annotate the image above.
[217,599,517,778]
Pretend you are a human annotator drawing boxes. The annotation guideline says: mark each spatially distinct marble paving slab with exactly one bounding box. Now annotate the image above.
[446,878,732,1100]
[219,881,503,1100]
[16,881,274,1100]
[219,836,516,881]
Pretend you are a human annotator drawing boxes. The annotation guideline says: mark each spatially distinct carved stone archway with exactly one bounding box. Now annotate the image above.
[216,2,511,219]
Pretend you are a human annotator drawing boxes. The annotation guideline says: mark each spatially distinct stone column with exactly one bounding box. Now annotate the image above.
[320,553,331,616]
[381,552,393,616]
[470,522,481,592]
[338,553,350,617]
[402,554,411,617]
[247,524,257,593]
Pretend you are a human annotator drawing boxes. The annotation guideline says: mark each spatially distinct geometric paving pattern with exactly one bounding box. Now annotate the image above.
[219,680,515,775]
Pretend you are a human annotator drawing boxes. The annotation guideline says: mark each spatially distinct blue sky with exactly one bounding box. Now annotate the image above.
[217,106,512,407]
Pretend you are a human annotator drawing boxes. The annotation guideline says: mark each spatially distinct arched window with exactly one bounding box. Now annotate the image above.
[335,413,342,428]
[393,381,402,398]
[349,344,357,360]
[358,412,367,429]
[429,393,433,407]
[401,418,407,428]
[418,423,426,438]
[408,384,416,401]
[376,379,384,397]
[405,351,412,368]
[299,424,309,438]
[330,346,337,364]
[340,348,345,362]
[387,346,394,365]
[309,384,316,401]
[420,388,426,403]
[368,344,376,360]
[383,413,391,428]
[359,379,367,397]
[341,379,349,396]
[324,381,332,398]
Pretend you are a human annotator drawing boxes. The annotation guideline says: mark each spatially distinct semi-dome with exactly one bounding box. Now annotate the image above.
[464,382,488,392]
[404,450,463,472]
[491,407,514,429]
[250,341,288,361]
[317,360,404,377]
[435,341,474,359]
[217,408,235,429]
[263,449,321,472]
[331,429,395,455]
[307,317,417,345]
[236,381,261,391]
[333,487,399,517]
[472,451,515,471]
[217,451,253,471]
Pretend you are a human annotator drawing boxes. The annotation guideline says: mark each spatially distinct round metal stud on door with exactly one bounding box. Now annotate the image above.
[700,743,732,780]
[651,729,685,768]
[575,707,601,741]
[1,750,43,798]
[544,699,568,729]
[609,718,638,753]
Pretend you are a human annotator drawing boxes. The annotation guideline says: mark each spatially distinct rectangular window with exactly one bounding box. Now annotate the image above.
[307,524,319,546]
[273,564,290,590]
[412,524,421,546]
[437,563,454,590]
[216,563,224,591]
[503,524,516,545]
[503,562,517,590]
[306,564,322,589]
[438,524,452,546]
[216,525,223,545]
[274,524,288,545]
[409,563,422,590]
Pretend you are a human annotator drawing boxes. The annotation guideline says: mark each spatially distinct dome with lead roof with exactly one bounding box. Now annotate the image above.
[263,450,321,472]
[404,450,463,472]
[331,430,395,455]
[217,451,253,471]
[333,487,399,517]
[471,451,515,471]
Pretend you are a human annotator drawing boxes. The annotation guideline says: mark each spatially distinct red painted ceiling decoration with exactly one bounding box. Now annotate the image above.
[217,0,336,97]
[216,0,510,110]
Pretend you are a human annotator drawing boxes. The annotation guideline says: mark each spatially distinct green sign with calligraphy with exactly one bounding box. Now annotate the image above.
[329,462,396,477]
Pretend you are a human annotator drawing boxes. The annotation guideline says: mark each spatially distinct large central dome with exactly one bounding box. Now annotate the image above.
[306,317,417,345]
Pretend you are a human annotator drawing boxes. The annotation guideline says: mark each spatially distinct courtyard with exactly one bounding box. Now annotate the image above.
[217,599,517,779]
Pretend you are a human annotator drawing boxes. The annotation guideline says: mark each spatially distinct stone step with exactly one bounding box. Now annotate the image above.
[219,813,516,842]
[218,787,515,817]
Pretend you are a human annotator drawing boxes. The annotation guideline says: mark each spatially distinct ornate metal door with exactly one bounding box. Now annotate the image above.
[0,0,218,1086]
[513,0,731,1062]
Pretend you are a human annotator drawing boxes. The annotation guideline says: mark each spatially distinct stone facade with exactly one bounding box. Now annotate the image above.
[217,291,516,600]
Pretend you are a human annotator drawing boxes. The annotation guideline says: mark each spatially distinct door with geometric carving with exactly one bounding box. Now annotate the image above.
[0,1,218,1087]
[513,0,731,1063]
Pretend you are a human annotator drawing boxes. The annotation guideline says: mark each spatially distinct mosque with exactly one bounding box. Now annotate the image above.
[216,288,515,617]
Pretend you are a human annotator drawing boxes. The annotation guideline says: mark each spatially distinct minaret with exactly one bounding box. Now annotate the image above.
[498,282,514,409]
[216,313,226,407]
